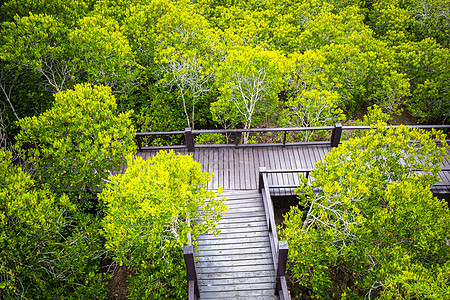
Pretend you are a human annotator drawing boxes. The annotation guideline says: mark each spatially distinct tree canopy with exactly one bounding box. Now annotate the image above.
[1,0,448,140]
[282,124,450,298]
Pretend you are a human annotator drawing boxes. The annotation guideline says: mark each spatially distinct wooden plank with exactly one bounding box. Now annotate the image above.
[198,276,274,286]
[197,259,273,268]
[290,148,303,186]
[223,148,229,190]
[284,148,296,191]
[196,264,274,274]
[312,146,323,166]
[196,270,274,280]
[221,205,265,213]
[212,148,219,190]
[218,191,261,197]
[235,148,241,190]
[308,146,319,167]
[197,245,271,255]
[278,147,288,195]
[216,193,263,200]
[215,220,267,229]
[209,148,216,190]
[218,148,224,190]
[267,147,279,188]
[248,148,257,189]
[209,215,267,224]
[243,148,251,189]
[225,203,263,213]
[260,147,269,169]
[200,290,274,299]
[291,146,302,169]
[305,146,316,168]
[209,225,270,234]
[228,148,235,190]
[218,211,266,219]
[199,283,274,293]
[192,147,200,163]
[219,202,264,210]
[197,231,269,241]
[195,236,270,245]
[197,235,270,244]
[218,194,262,201]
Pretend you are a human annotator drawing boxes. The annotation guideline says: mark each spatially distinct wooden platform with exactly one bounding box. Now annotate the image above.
[137,145,332,195]
[136,145,450,194]
[195,190,276,299]
[131,143,450,297]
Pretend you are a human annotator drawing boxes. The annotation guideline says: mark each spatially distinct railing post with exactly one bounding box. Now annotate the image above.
[283,130,287,146]
[259,167,266,193]
[137,134,142,151]
[185,128,195,152]
[331,123,342,147]
[183,245,199,299]
[275,241,289,299]
[235,131,239,148]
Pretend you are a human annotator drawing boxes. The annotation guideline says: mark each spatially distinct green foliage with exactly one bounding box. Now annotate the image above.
[15,83,136,206]
[124,0,219,129]
[0,149,107,299]
[212,46,291,141]
[101,150,226,299]
[1,0,92,26]
[282,124,450,299]
[358,105,392,125]
[281,88,343,141]
[0,13,70,91]
[68,15,137,89]
[395,38,450,122]
[195,132,225,145]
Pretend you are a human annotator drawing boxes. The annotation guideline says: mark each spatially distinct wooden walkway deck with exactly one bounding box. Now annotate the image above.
[196,190,276,299]
[136,145,450,194]
[132,144,450,298]
[137,145,331,195]
[131,125,450,297]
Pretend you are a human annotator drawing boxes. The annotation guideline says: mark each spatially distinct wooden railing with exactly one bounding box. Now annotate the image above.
[136,124,341,151]
[183,245,199,300]
[183,216,199,300]
[258,167,290,300]
[136,124,450,152]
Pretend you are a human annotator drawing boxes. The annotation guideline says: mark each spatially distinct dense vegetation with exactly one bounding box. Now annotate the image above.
[0,84,225,299]
[0,0,449,140]
[282,123,450,299]
[0,0,449,299]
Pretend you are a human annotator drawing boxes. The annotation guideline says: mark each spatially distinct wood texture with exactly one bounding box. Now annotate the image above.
[135,146,450,194]
[195,190,276,299]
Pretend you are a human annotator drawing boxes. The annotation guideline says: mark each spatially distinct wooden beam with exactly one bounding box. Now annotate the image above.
[183,245,199,297]
[185,128,195,152]
[331,123,342,147]
[275,241,289,299]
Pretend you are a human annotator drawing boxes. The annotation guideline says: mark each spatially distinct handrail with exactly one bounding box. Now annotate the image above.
[183,245,199,300]
[258,167,290,299]
[183,216,199,300]
[260,169,313,190]
[136,124,450,152]
[257,164,449,298]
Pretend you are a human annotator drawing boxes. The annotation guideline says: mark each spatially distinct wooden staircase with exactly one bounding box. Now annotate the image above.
[195,190,276,299]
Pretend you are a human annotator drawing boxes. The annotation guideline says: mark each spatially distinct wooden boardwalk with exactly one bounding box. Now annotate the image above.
[196,190,276,299]
[136,145,450,194]
[132,125,450,297]
[137,145,332,195]
[132,144,450,298]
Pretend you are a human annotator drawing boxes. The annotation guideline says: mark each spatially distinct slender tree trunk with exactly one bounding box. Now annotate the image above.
[0,84,20,121]
[180,88,191,128]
